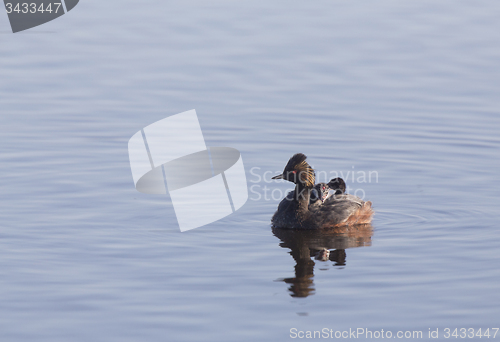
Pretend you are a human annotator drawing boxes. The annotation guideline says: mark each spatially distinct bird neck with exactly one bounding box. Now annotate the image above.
[294,181,311,215]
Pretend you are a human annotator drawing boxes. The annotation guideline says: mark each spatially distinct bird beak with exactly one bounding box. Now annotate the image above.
[272,174,283,180]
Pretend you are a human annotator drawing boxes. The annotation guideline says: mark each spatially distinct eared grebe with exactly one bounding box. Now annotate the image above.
[309,177,347,208]
[310,183,331,206]
[328,177,346,195]
[275,182,329,216]
[311,178,346,206]
[271,153,373,229]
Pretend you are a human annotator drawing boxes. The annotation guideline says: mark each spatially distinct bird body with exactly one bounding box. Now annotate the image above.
[271,153,373,229]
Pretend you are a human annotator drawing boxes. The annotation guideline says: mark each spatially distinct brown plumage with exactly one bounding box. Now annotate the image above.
[343,201,374,225]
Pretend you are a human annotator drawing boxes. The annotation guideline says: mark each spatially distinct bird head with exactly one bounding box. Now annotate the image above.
[272,153,315,188]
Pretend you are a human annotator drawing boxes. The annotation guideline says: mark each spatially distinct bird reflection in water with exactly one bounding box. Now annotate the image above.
[272,224,373,297]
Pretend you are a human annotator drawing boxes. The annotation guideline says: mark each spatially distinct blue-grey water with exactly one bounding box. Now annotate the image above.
[1,1,500,341]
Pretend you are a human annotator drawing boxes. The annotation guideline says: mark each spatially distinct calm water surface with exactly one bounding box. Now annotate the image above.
[1,1,500,341]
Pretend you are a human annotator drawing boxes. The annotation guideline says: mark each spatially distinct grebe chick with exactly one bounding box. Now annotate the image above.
[310,183,331,206]
[328,177,346,195]
[271,153,373,229]
[310,178,346,208]
[274,182,329,216]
